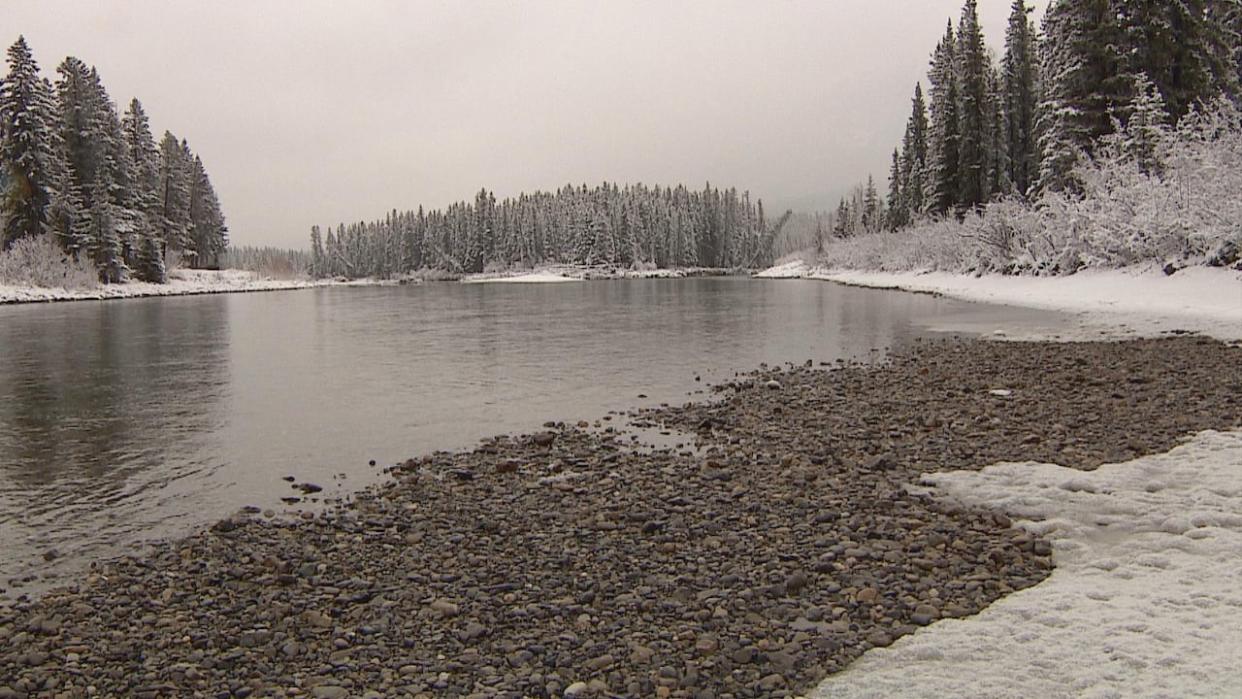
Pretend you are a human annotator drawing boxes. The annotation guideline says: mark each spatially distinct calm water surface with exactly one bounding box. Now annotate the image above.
[0,279,1064,592]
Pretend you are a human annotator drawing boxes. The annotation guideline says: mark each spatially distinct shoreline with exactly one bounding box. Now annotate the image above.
[2,336,1239,697]
[756,260,1242,341]
[0,266,753,306]
[0,270,394,307]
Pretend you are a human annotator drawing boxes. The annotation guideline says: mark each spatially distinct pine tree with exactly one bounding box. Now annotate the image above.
[1035,0,1126,192]
[121,98,165,281]
[926,21,961,215]
[861,176,880,233]
[158,130,191,260]
[1118,72,1170,176]
[188,155,227,268]
[0,37,62,249]
[887,149,905,229]
[134,225,166,283]
[1119,1,1238,122]
[310,225,325,278]
[85,179,125,282]
[833,198,851,238]
[986,64,1011,197]
[901,83,929,216]
[955,0,990,211]
[1003,0,1039,196]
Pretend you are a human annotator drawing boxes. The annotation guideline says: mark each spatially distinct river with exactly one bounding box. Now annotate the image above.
[0,278,1064,593]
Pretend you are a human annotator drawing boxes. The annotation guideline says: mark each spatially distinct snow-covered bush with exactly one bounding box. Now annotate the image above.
[0,235,99,290]
[821,97,1242,275]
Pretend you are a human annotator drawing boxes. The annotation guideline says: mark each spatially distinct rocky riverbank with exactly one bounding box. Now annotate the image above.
[1,336,1239,698]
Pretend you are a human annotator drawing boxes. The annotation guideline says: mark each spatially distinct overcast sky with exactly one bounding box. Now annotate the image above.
[3,1,1046,248]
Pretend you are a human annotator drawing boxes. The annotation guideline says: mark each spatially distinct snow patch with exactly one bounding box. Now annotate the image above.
[811,429,1242,699]
[462,271,579,284]
[0,269,371,305]
[784,265,1242,341]
[753,260,812,279]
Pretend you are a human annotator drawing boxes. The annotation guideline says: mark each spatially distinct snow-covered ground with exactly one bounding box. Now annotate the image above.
[756,261,1242,341]
[754,260,1242,697]
[0,269,381,305]
[461,270,579,284]
[813,429,1242,699]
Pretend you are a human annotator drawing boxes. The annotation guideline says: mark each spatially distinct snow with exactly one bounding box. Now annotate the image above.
[462,271,579,284]
[752,260,812,278]
[0,269,372,305]
[811,429,1242,699]
[751,259,1242,695]
[753,262,1242,341]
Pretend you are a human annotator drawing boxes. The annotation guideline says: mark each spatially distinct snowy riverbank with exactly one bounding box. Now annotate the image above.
[813,429,1242,699]
[0,269,383,305]
[758,260,1242,341]
[754,260,1242,697]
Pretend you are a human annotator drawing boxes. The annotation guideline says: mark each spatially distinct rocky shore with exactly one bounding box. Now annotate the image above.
[1,336,1239,698]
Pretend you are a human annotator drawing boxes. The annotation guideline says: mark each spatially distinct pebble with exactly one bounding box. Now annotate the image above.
[1,337,1236,698]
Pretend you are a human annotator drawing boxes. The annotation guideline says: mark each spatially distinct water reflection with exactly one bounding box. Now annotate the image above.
[0,298,230,585]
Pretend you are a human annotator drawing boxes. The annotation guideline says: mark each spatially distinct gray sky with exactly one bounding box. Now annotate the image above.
[3,1,1046,249]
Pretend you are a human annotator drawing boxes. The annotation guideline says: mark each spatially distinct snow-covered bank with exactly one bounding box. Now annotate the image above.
[0,269,379,305]
[461,271,579,284]
[813,429,1242,699]
[756,262,1242,341]
[753,260,813,279]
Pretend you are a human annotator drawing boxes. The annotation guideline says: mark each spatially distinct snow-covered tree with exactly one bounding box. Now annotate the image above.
[187,154,227,268]
[1002,0,1039,196]
[0,37,63,249]
[887,149,905,229]
[1035,0,1126,192]
[900,83,929,217]
[926,21,961,215]
[955,0,991,211]
[1118,1,1238,122]
[158,130,192,259]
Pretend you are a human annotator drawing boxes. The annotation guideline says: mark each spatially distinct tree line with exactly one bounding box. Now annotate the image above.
[837,0,1242,237]
[309,183,789,279]
[0,36,227,283]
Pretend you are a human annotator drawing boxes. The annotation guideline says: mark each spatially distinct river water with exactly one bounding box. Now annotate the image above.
[0,278,1064,593]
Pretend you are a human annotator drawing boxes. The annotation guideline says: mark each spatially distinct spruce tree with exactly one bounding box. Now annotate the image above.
[187,155,227,268]
[0,37,62,249]
[887,149,905,229]
[986,64,1011,197]
[158,130,191,260]
[85,179,126,282]
[901,83,929,216]
[926,21,961,215]
[1002,0,1039,196]
[955,0,990,211]
[1119,1,1238,121]
[1035,0,1126,192]
[121,98,165,281]
[861,176,880,233]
